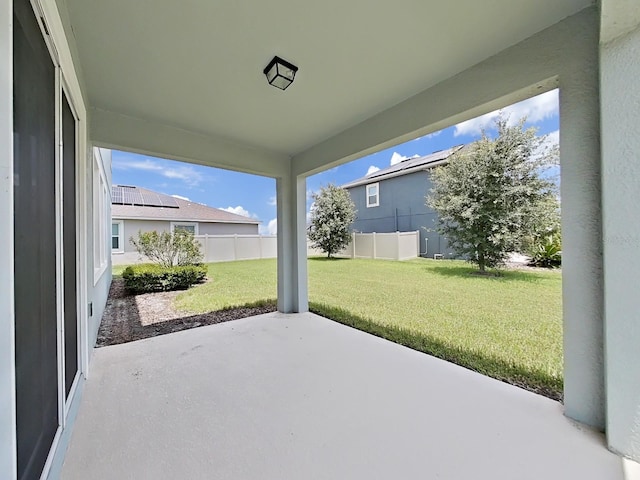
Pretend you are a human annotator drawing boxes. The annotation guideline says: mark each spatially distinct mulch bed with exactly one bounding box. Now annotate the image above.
[96,278,276,347]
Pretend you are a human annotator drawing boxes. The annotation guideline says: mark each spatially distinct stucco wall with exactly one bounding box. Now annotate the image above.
[601,24,640,461]
[347,170,454,258]
[120,220,169,252]
[198,222,258,235]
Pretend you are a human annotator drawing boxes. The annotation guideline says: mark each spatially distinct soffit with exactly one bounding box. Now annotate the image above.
[63,0,592,157]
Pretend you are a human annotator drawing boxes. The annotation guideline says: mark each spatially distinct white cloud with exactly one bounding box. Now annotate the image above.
[366,166,380,176]
[389,152,420,166]
[454,89,559,137]
[268,195,277,206]
[267,218,277,235]
[220,205,257,219]
[171,194,190,201]
[413,130,442,142]
[112,158,204,186]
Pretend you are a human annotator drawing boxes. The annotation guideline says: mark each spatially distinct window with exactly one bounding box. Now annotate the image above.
[366,183,379,208]
[111,221,124,253]
[171,222,198,235]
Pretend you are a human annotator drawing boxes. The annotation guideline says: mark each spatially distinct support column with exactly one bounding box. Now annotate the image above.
[276,172,308,313]
[601,22,640,461]
[0,0,17,478]
[558,16,605,429]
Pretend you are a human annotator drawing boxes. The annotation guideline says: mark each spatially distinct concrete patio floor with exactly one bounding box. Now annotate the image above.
[61,312,625,480]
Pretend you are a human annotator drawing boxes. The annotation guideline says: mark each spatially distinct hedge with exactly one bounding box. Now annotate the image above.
[122,263,207,293]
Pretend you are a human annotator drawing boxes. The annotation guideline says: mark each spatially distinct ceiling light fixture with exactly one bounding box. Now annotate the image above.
[263,56,298,91]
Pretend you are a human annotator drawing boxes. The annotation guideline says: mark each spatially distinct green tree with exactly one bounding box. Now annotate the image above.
[427,116,558,272]
[130,229,204,267]
[308,184,357,258]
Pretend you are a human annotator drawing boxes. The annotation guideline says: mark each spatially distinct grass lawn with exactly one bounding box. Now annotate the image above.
[121,257,563,399]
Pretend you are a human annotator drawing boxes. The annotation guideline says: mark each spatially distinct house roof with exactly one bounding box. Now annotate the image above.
[111,186,260,224]
[341,145,465,189]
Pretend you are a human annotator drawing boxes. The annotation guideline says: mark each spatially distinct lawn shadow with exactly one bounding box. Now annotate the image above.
[310,301,563,402]
[428,262,550,283]
[308,256,352,262]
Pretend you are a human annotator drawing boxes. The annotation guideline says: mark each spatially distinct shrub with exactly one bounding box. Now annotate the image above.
[130,230,203,267]
[529,234,562,268]
[122,263,207,293]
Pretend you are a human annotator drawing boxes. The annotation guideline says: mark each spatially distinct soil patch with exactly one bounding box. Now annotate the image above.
[96,278,276,347]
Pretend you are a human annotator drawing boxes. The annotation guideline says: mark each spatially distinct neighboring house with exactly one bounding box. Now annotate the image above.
[111,185,260,263]
[342,146,463,258]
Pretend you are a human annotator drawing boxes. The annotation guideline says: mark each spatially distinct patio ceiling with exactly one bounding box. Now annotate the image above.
[60,0,591,173]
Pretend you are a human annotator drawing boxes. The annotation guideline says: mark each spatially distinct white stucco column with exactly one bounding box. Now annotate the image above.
[601,23,640,461]
[558,17,605,430]
[0,0,17,478]
[276,172,308,313]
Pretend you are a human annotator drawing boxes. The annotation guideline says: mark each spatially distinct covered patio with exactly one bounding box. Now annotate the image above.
[61,313,623,480]
[2,0,640,478]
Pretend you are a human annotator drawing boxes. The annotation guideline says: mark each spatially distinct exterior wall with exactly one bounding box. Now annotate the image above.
[89,148,112,347]
[347,170,455,258]
[120,219,170,253]
[198,222,258,235]
[601,23,640,461]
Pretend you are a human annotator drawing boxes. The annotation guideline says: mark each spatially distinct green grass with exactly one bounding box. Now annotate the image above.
[112,264,127,278]
[114,257,563,399]
[174,259,278,312]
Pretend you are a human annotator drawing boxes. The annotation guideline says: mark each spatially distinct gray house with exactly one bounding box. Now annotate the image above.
[343,146,463,258]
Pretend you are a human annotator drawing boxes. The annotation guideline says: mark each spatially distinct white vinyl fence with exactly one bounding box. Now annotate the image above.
[112,231,420,265]
[198,234,277,262]
[307,231,420,261]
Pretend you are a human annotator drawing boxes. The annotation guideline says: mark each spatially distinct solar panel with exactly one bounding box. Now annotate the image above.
[111,186,179,208]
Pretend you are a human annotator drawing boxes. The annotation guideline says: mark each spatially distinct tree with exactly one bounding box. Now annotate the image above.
[427,116,558,272]
[130,229,204,267]
[307,184,357,258]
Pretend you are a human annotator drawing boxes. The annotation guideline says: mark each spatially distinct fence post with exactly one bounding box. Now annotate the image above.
[372,232,377,259]
[233,234,238,261]
[204,234,209,262]
[396,231,401,260]
[352,232,356,259]
[416,230,420,257]
[258,235,263,259]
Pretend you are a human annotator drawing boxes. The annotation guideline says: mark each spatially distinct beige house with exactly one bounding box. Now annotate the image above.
[111,185,259,264]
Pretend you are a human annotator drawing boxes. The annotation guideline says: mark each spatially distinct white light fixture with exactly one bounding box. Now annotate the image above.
[263,56,298,91]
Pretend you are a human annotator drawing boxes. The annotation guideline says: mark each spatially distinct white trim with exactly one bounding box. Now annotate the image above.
[170,221,198,235]
[366,182,379,208]
[0,0,16,476]
[111,220,124,253]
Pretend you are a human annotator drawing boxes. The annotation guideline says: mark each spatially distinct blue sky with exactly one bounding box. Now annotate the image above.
[112,89,559,235]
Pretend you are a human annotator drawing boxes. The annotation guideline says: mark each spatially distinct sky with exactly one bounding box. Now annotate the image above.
[111,89,559,235]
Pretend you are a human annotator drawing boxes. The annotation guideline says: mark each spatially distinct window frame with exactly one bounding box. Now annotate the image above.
[170,222,199,235]
[111,220,124,253]
[366,182,380,208]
